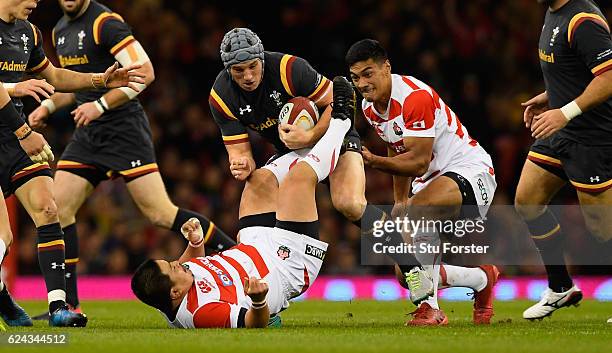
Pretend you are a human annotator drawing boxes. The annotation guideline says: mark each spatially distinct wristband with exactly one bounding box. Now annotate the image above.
[94,97,109,114]
[15,124,32,140]
[91,73,106,89]
[188,236,204,248]
[251,300,267,309]
[560,101,582,121]
[41,99,56,114]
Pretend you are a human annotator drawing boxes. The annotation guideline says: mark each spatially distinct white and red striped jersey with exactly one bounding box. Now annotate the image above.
[165,243,270,329]
[362,74,493,192]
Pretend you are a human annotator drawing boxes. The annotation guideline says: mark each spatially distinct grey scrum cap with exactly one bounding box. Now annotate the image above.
[220,28,264,68]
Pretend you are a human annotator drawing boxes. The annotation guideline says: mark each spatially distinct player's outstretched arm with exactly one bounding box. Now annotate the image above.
[28,93,76,129]
[36,61,145,93]
[244,276,269,328]
[177,218,206,263]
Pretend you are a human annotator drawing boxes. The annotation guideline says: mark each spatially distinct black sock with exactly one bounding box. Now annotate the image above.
[171,208,236,251]
[63,223,79,308]
[238,212,277,230]
[37,223,66,312]
[275,220,319,239]
[357,204,421,268]
[526,209,573,292]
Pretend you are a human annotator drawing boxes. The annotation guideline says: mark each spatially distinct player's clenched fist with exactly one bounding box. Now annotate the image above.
[229,157,254,181]
[244,276,268,304]
[181,217,204,246]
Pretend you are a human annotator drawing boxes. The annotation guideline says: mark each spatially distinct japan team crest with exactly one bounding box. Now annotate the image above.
[277,245,291,260]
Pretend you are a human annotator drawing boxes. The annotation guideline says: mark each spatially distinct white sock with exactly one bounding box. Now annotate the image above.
[301,118,351,181]
[413,229,441,309]
[0,239,6,291]
[48,289,66,304]
[440,265,487,292]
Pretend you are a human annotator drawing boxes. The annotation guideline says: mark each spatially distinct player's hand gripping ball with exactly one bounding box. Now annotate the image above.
[278,96,319,130]
[278,96,319,149]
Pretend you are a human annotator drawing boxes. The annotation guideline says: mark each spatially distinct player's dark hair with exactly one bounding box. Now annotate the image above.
[131,259,173,314]
[345,39,388,67]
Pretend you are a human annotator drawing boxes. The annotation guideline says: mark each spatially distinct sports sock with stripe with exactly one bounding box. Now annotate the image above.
[37,223,66,312]
[526,209,573,292]
[62,223,79,308]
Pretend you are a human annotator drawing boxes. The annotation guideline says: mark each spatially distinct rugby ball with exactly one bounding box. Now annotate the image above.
[278,97,319,131]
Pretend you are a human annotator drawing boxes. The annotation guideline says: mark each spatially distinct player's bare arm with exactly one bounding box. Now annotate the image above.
[363,137,434,177]
[72,41,155,127]
[37,61,145,94]
[388,147,412,217]
[226,141,257,181]
[531,66,612,139]
[28,92,76,129]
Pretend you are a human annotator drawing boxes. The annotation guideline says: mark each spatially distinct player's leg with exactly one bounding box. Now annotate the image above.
[237,168,279,230]
[0,186,33,326]
[576,188,612,242]
[276,77,355,226]
[515,159,582,320]
[125,171,236,251]
[329,149,424,283]
[53,170,96,310]
[14,175,87,326]
[403,175,462,326]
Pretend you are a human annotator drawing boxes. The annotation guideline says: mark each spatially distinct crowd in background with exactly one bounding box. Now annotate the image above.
[12,0,612,276]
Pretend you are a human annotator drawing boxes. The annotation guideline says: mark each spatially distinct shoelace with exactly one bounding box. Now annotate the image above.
[405,272,421,290]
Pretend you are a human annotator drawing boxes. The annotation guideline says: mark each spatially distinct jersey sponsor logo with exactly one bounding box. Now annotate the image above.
[21,34,29,53]
[550,26,560,47]
[305,244,326,261]
[539,49,555,63]
[199,258,233,287]
[78,30,86,50]
[248,117,278,131]
[0,61,27,72]
[477,178,489,206]
[590,176,601,183]
[131,160,142,168]
[197,279,213,294]
[277,245,291,260]
[58,55,90,67]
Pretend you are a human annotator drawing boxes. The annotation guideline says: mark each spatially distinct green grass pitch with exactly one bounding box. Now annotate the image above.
[1,300,610,353]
